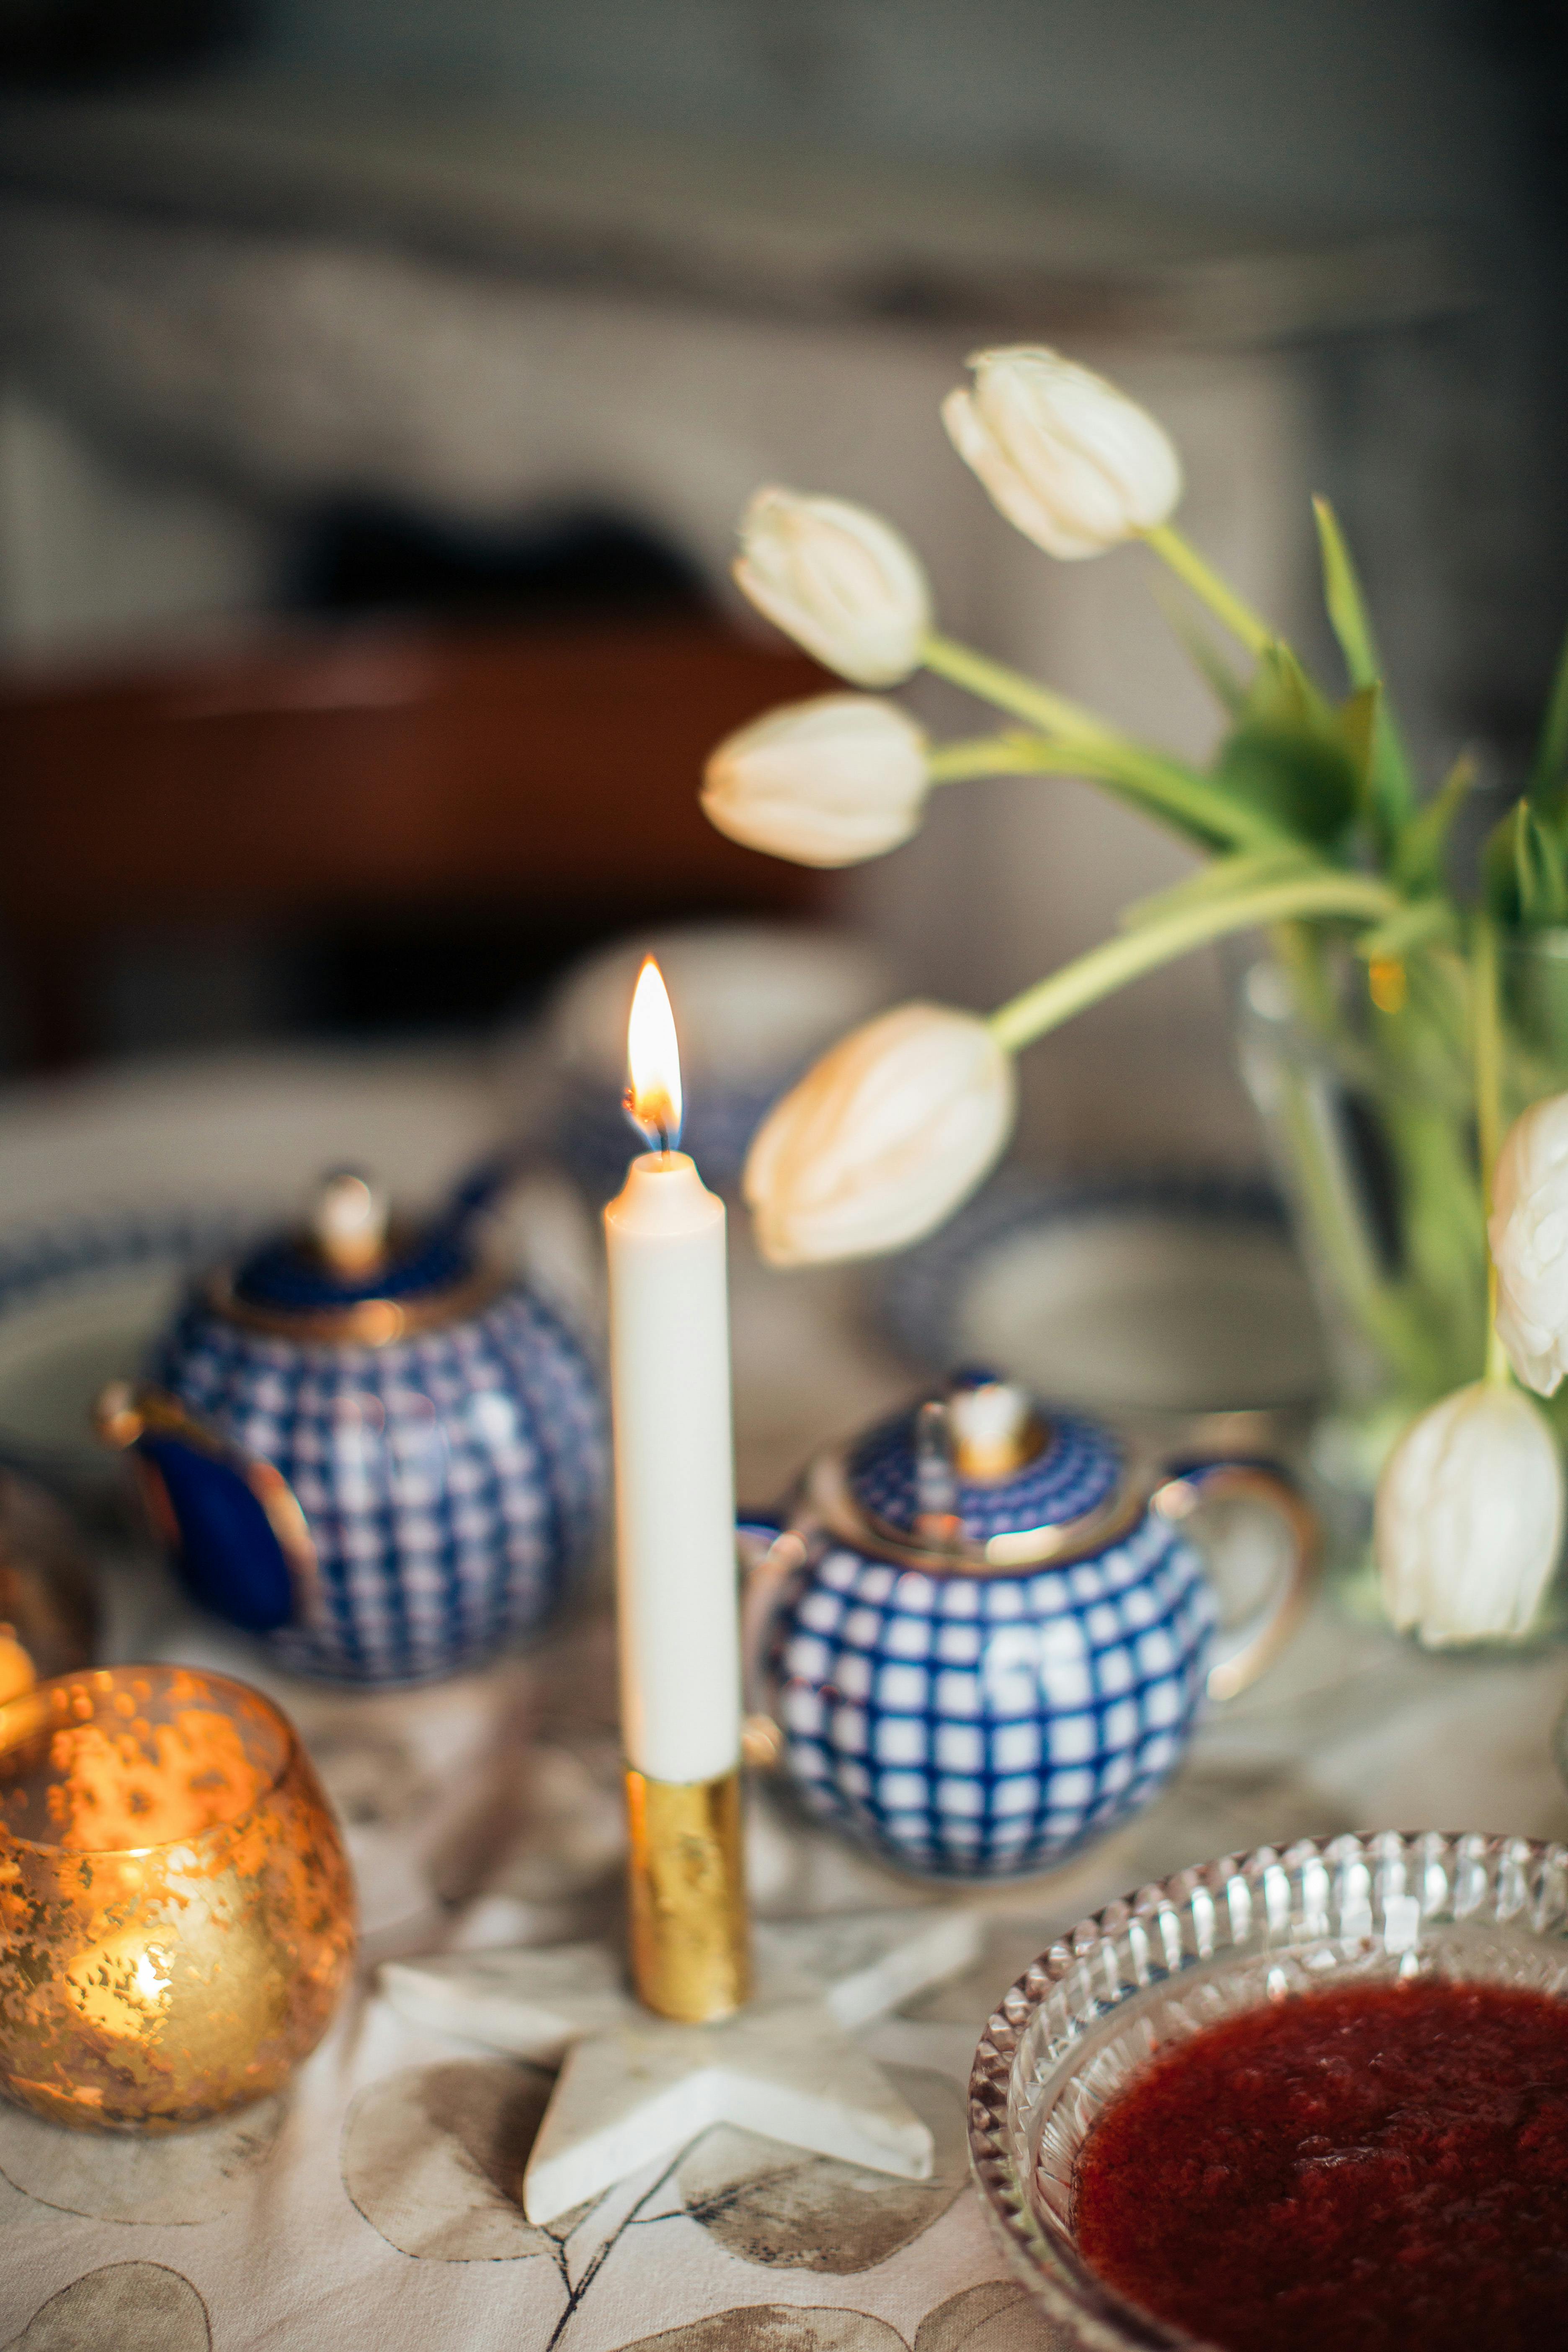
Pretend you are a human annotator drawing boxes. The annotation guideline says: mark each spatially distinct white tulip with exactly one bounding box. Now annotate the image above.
[1490,1090,1568,1396]
[1375,1381,1564,1646]
[701,694,930,868]
[733,489,932,687]
[744,1003,1014,1266]
[941,346,1182,560]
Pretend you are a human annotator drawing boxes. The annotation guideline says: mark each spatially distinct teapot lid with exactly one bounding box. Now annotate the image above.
[210,1171,505,1344]
[820,1370,1140,1571]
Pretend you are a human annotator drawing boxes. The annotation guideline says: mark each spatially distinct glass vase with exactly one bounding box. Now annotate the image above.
[1237,929,1568,1632]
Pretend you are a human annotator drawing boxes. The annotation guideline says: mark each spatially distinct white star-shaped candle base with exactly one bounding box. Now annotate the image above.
[381,1907,983,2223]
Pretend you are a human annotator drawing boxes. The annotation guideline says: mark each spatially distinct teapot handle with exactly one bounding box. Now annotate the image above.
[1150,1459,1320,1702]
[736,1518,809,1771]
[96,1382,317,1636]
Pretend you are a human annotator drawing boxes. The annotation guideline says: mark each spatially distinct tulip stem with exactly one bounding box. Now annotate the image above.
[988,870,1398,1055]
[920,634,1115,745]
[1472,912,1512,1387]
[1141,524,1274,659]
[920,633,1287,852]
[925,733,1052,782]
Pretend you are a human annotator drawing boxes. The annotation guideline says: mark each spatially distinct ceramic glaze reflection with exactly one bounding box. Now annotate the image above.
[771,1509,1213,1879]
[143,1279,606,1684]
[0,1666,355,2131]
[750,1374,1315,1881]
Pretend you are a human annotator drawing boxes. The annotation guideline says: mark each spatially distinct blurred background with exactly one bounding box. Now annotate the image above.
[2,0,1568,1991]
[0,0,1563,1170]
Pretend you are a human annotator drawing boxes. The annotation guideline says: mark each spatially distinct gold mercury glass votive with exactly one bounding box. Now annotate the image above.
[0,1665,356,2131]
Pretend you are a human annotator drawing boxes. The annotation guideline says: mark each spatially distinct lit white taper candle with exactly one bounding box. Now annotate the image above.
[604,960,748,2019]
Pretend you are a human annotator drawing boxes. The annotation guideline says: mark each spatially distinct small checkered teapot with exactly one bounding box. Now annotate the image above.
[740,1371,1317,1881]
[97,1170,606,1685]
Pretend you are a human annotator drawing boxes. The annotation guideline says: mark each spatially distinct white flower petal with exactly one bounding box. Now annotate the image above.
[732,490,931,687]
[1375,1381,1563,1645]
[943,347,1182,560]
[701,694,929,868]
[1491,1091,1568,1397]
[743,1003,1015,1265]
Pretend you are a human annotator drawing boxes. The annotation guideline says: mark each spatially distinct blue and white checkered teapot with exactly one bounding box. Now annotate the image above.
[741,1371,1317,1882]
[98,1170,607,1685]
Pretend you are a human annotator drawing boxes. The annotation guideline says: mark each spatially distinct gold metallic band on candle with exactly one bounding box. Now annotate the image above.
[625,1766,750,2023]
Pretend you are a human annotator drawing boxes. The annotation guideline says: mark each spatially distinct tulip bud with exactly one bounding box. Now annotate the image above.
[1375,1381,1564,1646]
[941,346,1182,560]
[733,488,932,687]
[701,694,930,869]
[743,1003,1014,1265]
[1490,1091,1568,1396]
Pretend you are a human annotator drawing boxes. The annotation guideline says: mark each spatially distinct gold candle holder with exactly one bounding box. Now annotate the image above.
[0,1665,356,2131]
[625,1766,749,2023]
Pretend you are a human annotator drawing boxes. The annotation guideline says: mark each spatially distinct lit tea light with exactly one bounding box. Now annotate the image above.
[603,957,748,2022]
[66,1932,174,2043]
[0,1665,356,2131]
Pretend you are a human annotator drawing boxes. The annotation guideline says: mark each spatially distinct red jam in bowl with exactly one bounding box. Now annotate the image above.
[1073,1978,1568,2352]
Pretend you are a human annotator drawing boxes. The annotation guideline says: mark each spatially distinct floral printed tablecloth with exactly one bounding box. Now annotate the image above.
[3,1045,1568,2352]
[6,1566,1568,2352]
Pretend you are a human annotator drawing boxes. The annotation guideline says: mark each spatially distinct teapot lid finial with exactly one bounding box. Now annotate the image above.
[839,1368,1125,1562]
[312,1170,390,1279]
[947,1371,1044,1482]
[207,1164,500,1340]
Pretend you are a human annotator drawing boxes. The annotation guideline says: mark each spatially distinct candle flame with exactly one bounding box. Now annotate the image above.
[625,957,683,1151]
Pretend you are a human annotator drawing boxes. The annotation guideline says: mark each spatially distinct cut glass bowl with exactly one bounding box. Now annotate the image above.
[967,1831,1568,2351]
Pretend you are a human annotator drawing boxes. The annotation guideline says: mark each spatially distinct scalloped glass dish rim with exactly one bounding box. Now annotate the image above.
[965,1830,1568,2352]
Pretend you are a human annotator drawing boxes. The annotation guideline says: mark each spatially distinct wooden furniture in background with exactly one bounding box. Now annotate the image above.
[0,615,828,1064]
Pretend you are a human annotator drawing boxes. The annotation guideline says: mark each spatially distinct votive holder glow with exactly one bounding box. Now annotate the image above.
[0,1665,356,2131]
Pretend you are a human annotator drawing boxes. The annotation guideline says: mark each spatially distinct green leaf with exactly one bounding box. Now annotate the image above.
[1529,619,1568,816]
[1337,684,1379,792]
[1483,799,1568,927]
[1201,638,1366,849]
[1212,718,1359,847]
[1242,642,1331,733]
[1155,587,1248,718]
[1393,751,1476,893]
[1481,807,1515,922]
[1313,496,1379,686]
[1519,805,1568,924]
[1312,495,1416,846]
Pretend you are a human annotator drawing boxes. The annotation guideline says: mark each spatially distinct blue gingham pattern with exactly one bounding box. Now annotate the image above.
[771,1509,1213,1881]
[155,1284,606,1684]
[849,1404,1122,1543]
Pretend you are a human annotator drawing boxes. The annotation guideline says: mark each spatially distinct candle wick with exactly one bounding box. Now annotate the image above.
[624,1085,678,1160]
